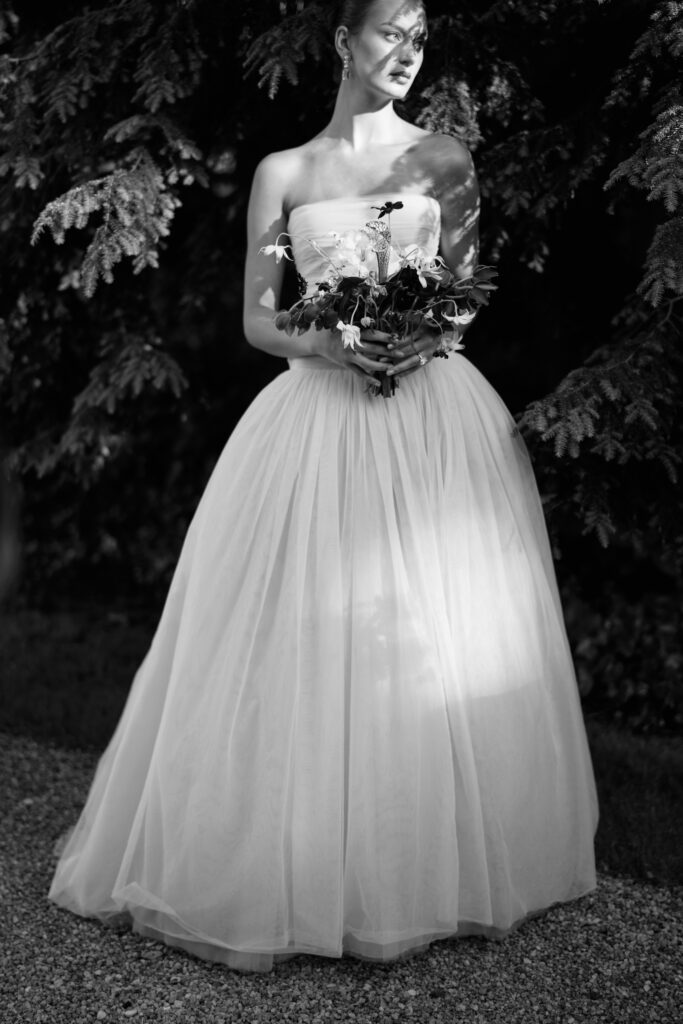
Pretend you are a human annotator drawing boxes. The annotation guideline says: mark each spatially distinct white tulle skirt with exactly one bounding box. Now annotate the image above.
[47,353,599,973]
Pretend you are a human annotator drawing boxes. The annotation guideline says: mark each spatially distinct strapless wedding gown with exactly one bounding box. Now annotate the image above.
[47,194,599,973]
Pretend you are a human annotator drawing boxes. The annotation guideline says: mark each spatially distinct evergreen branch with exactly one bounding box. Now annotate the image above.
[517,318,682,551]
[602,2,683,305]
[30,149,183,296]
[242,1,330,98]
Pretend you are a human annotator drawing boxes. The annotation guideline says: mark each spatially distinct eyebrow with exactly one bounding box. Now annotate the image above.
[379,20,428,35]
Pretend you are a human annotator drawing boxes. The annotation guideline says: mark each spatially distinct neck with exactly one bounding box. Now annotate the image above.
[323,84,401,150]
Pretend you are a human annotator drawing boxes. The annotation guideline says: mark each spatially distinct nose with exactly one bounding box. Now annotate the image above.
[398,41,418,66]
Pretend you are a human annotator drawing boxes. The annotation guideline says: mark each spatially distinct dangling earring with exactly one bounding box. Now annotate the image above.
[342,52,351,81]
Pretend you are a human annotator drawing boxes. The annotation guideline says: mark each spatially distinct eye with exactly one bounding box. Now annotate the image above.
[385,31,401,42]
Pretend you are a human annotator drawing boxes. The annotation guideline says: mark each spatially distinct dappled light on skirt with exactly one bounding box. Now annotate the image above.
[48,352,598,972]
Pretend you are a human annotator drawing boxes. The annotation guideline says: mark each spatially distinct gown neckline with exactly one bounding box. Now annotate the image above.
[287,192,441,219]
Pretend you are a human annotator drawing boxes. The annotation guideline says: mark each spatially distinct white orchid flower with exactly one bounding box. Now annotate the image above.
[337,254,376,280]
[336,321,363,350]
[443,306,478,326]
[398,245,426,266]
[330,229,378,279]
[441,331,466,353]
[399,246,443,287]
[333,229,372,257]
[259,241,293,263]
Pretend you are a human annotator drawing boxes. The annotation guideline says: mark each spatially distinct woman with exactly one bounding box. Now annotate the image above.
[48,0,599,974]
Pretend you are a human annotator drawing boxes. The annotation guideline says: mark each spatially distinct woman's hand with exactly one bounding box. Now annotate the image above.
[310,326,444,381]
[311,328,396,379]
[383,327,444,380]
[357,328,406,365]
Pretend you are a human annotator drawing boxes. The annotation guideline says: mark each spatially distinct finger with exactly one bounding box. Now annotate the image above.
[359,329,394,344]
[353,352,397,374]
[376,344,415,362]
[386,353,419,375]
[393,342,440,366]
[390,334,434,358]
[356,341,399,357]
[385,347,413,361]
[386,352,428,378]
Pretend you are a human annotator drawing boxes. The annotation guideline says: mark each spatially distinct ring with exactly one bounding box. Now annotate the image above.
[417,353,427,366]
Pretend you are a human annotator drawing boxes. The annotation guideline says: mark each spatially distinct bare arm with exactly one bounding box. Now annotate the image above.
[242,152,318,358]
[440,143,480,348]
[436,137,480,283]
[242,151,395,375]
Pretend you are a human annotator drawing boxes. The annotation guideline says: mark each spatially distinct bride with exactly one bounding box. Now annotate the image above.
[47,0,599,973]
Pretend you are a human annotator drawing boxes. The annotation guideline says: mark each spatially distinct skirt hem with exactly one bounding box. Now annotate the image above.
[49,879,599,973]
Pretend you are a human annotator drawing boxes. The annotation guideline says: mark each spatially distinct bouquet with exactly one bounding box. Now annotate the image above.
[261,199,498,397]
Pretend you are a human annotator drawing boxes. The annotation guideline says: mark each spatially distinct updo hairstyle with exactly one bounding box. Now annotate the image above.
[332,0,426,36]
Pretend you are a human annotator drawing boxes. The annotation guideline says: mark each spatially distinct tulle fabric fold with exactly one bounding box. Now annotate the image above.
[48,354,598,973]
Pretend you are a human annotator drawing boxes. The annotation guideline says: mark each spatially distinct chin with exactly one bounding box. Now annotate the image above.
[372,77,412,99]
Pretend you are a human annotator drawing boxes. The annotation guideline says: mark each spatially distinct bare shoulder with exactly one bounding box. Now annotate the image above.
[395,124,478,203]
[251,146,303,198]
[251,141,320,213]
[418,133,476,183]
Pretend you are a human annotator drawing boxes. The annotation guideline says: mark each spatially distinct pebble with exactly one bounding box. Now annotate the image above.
[1,732,682,1023]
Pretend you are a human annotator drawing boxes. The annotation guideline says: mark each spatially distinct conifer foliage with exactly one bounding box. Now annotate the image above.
[515,1,682,568]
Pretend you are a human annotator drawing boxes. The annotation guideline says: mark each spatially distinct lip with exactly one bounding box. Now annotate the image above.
[390,71,411,83]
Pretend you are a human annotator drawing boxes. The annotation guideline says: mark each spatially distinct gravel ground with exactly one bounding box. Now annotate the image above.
[1,731,682,1024]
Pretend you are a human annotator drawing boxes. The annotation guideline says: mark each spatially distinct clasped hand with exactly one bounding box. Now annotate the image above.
[346,328,442,380]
